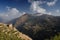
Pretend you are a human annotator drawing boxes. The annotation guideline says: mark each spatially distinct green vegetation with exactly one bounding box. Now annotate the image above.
[0,32,22,40]
[45,33,60,40]
[51,33,60,40]
[0,23,23,40]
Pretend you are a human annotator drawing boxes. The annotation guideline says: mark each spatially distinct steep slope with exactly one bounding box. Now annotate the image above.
[8,13,60,40]
[0,23,32,40]
[8,14,31,26]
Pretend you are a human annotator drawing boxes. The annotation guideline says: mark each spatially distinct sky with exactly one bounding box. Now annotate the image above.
[0,0,60,21]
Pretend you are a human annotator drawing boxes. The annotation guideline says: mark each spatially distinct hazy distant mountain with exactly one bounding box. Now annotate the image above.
[8,13,60,40]
[0,17,3,22]
[0,17,10,23]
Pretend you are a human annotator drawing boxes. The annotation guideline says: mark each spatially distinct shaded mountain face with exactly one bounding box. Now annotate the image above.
[8,13,60,40]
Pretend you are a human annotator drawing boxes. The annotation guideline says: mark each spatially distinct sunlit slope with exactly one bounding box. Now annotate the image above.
[0,23,32,40]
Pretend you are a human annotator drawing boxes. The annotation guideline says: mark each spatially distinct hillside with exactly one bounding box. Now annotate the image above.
[0,23,32,40]
[8,13,60,40]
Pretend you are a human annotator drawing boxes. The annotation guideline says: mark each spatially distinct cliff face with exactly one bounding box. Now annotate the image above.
[0,23,32,40]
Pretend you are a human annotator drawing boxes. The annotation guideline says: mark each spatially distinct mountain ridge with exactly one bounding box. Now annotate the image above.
[7,13,60,40]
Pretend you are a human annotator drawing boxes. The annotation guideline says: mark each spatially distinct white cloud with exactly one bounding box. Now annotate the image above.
[56,9,60,13]
[28,0,46,4]
[6,6,11,11]
[30,0,53,15]
[7,8,20,16]
[0,6,23,21]
[48,12,52,15]
[30,1,46,14]
[47,0,57,6]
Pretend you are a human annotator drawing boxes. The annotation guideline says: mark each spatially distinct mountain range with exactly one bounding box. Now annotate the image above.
[6,13,60,40]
